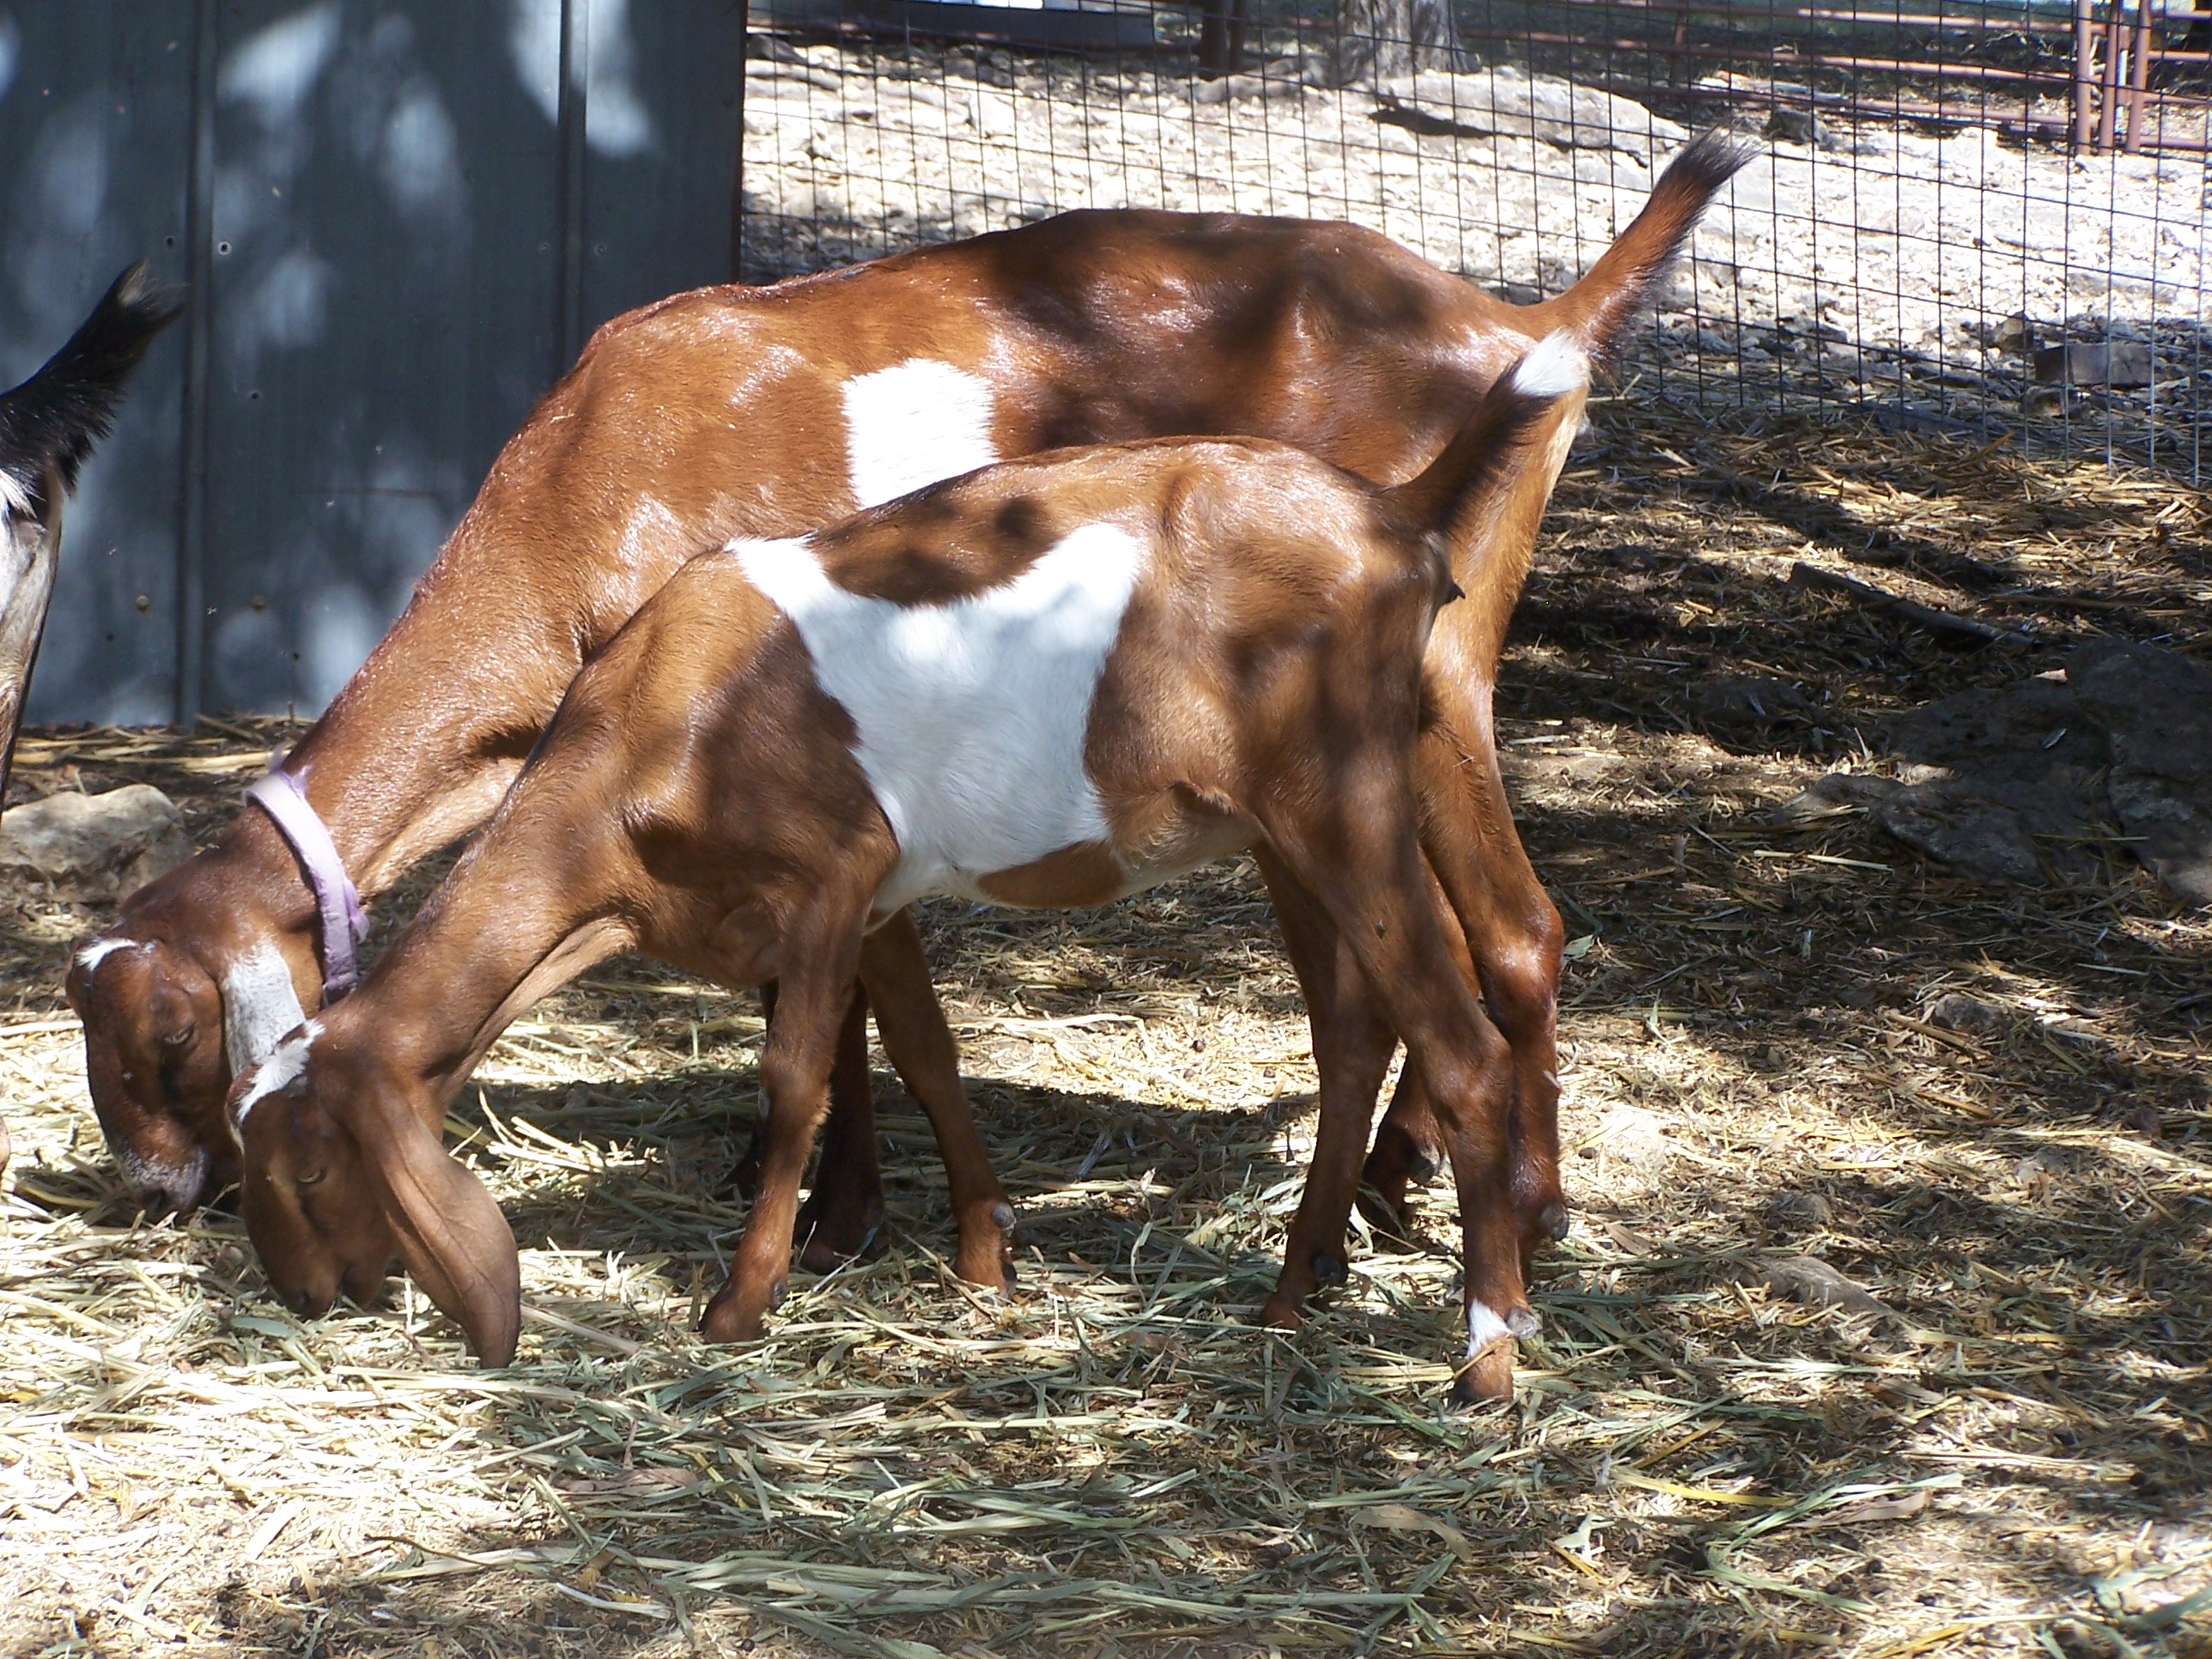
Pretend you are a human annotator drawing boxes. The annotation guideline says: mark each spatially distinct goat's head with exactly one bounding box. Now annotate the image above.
[234,1024,521,1365]
[68,927,234,1212]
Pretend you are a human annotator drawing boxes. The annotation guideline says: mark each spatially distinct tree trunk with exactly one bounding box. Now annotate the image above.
[1199,0,1251,77]
[1333,0,1463,86]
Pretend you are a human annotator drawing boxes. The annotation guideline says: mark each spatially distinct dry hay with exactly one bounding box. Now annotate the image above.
[2,393,2209,1659]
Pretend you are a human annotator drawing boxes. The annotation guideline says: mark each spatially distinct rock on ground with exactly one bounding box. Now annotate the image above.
[0,783,191,900]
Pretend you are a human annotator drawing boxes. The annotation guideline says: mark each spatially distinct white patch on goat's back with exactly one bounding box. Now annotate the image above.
[732,524,1145,914]
[75,935,148,975]
[840,359,999,509]
[222,942,308,1078]
[229,1018,321,1134]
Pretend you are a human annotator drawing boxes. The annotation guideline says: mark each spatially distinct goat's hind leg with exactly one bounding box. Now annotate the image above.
[1258,809,1527,1404]
[1252,848,1398,1329]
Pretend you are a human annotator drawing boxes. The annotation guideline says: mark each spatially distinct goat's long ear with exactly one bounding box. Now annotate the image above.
[352,1088,521,1366]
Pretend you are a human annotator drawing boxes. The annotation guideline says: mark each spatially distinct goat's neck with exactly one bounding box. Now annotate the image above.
[347,817,636,1113]
[273,603,576,898]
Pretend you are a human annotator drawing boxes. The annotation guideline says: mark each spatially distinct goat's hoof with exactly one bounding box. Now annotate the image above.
[1507,1305,1540,1340]
[1000,1256,1020,1293]
[1449,1344,1516,1407]
[989,1200,1018,1234]
[700,1294,763,1345]
[1539,1201,1571,1242]
[1258,1291,1303,1331]
[1310,1251,1348,1288]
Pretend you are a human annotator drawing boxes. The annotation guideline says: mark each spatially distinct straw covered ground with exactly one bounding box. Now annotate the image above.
[2,388,2209,1658]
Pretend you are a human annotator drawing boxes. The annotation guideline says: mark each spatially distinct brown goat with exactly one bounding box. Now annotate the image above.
[75,136,1746,1297]
[233,336,1589,1400]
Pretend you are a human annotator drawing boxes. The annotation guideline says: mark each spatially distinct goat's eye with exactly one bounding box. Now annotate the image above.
[161,1024,195,1049]
[295,1168,326,1190]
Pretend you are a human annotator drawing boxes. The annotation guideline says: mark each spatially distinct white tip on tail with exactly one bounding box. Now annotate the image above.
[1505,331,1589,401]
[841,358,1000,511]
[228,1018,321,1139]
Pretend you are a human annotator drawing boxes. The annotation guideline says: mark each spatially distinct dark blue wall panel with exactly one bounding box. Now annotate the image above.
[0,3,194,724]
[0,0,743,720]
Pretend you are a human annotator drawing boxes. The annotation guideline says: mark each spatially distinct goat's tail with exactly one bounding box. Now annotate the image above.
[0,263,184,520]
[1383,331,1591,539]
[1529,129,1752,359]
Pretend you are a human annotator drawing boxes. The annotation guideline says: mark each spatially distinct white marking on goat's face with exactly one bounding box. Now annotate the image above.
[840,359,999,509]
[1504,331,1590,400]
[222,942,309,1079]
[1466,1298,1514,1362]
[74,935,149,975]
[117,1143,210,1208]
[230,1018,322,1135]
[732,523,1146,915]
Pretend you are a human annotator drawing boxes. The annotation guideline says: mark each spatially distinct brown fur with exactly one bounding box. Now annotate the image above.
[236,357,1579,1398]
[75,138,1747,1302]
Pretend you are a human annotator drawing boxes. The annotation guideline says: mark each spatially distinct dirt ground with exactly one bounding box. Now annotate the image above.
[1,390,2208,1657]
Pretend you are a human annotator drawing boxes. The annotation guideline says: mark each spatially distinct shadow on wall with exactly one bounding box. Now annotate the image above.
[0,0,739,724]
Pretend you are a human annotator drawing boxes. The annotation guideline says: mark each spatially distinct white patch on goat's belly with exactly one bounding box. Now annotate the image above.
[732,524,1146,915]
[840,359,1000,509]
[222,942,308,1079]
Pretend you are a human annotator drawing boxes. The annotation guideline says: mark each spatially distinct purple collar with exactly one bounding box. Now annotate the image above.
[246,767,371,1000]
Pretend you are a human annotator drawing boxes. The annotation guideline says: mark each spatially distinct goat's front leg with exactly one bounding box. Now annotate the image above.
[1366,715,1569,1273]
[858,912,1018,1292]
[702,922,867,1344]
[1252,848,1397,1329]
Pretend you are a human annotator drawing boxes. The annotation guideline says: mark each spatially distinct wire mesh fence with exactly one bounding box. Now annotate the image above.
[736,0,2211,477]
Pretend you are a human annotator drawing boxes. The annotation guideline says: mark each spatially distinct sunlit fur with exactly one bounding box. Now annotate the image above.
[840,359,1000,510]
[81,137,1748,1313]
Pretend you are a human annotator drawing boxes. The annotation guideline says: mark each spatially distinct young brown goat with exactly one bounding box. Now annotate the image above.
[233,337,1589,1400]
[76,137,1745,1296]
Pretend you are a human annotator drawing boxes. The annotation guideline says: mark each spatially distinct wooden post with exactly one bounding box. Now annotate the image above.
[1199,0,1249,76]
